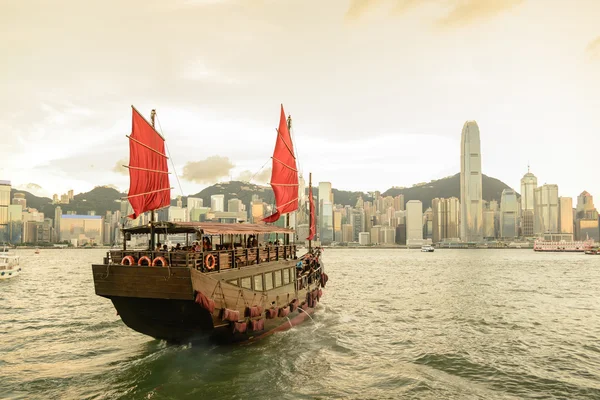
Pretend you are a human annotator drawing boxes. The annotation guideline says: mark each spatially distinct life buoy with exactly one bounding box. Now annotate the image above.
[205,254,216,270]
[138,256,152,266]
[152,256,168,267]
[121,255,136,266]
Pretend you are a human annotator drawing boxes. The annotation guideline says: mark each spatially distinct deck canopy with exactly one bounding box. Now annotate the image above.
[123,222,294,236]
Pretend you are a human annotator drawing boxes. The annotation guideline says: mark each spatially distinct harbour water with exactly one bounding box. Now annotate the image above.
[2,248,600,399]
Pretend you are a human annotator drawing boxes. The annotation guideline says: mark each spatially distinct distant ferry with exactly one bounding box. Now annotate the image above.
[533,239,593,252]
[421,245,435,252]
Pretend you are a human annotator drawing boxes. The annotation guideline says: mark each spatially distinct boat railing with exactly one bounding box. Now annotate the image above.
[107,244,297,271]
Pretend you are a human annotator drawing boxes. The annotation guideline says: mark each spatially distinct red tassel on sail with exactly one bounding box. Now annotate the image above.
[126,107,171,219]
[263,105,299,223]
[307,184,316,240]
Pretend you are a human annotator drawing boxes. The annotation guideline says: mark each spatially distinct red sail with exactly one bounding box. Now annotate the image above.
[263,105,299,223]
[307,184,316,240]
[126,106,171,219]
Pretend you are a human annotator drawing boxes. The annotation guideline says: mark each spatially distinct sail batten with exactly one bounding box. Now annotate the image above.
[263,105,299,223]
[127,107,171,219]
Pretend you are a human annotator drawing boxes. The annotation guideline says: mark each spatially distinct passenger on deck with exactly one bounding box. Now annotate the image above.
[155,242,162,251]
[202,237,212,251]
[175,243,181,251]
[247,235,254,248]
[162,244,168,252]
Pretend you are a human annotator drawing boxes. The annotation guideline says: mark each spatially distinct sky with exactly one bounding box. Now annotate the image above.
[1,0,599,201]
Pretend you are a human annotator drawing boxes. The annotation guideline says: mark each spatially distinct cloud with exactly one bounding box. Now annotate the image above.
[236,167,272,183]
[437,0,524,27]
[113,159,129,175]
[181,155,234,184]
[587,36,600,59]
[345,0,524,26]
[345,0,383,20]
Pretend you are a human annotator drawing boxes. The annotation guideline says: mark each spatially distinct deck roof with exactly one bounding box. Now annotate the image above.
[123,221,294,235]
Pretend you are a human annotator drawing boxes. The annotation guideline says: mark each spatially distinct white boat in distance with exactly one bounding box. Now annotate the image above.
[0,247,21,280]
[421,245,435,252]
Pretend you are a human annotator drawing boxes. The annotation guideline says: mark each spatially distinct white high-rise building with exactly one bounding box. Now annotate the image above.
[406,200,423,246]
[187,197,203,211]
[210,194,225,212]
[460,121,483,242]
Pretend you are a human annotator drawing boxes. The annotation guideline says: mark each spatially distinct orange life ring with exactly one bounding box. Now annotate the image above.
[138,256,152,266]
[152,256,168,267]
[205,254,216,270]
[121,255,136,266]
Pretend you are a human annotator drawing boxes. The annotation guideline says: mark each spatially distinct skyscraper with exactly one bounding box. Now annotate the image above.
[460,121,483,242]
[0,180,11,242]
[210,194,225,212]
[533,184,559,234]
[520,167,537,212]
[406,200,423,246]
[500,189,519,238]
[432,197,460,243]
[558,197,573,235]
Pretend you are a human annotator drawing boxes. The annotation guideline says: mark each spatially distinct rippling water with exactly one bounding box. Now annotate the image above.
[2,248,600,399]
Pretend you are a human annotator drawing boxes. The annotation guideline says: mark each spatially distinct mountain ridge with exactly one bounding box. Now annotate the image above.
[11,173,517,220]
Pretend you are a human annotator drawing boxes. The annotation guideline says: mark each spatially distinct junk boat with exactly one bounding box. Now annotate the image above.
[91,105,327,344]
[0,246,21,280]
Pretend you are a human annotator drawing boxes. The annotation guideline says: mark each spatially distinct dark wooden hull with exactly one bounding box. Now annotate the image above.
[92,262,324,344]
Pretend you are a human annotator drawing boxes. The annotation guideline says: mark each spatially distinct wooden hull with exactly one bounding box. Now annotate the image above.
[91,259,325,344]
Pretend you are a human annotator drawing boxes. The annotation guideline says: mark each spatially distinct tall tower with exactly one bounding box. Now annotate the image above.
[460,121,483,242]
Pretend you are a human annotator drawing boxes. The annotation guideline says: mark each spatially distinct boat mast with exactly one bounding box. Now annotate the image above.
[285,114,292,246]
[308,172,312,252]
[150,109,157,251]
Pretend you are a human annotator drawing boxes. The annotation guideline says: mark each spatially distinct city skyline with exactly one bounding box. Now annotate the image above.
[2,1,600,200]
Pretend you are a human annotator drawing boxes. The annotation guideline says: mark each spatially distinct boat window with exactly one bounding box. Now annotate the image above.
[274,270,282,287]
[283,268,290,285]
[253,275,263,291]
[241,277,252,289]
[228,279,239,286]
[265,272,274,290]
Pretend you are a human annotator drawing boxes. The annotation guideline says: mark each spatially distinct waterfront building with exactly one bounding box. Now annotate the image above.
[251,200,265,223]
[406,200,423,246]
[358,232,370,246]
[574,191,598,240]
[342,224,353,243]
[432,197,460,243]
[500,189,519,239]
[59,214,104,246]
[520,167,537,212]
[394,194,405,211]
[0,180,11,243]
[227,198,243,213]
[210,195,225,212]
[187,197,203,211]
[521,210,534,237]
[351,210,364,242]
[12,192,26,208]
[54,206,62,242]
[381,226,396,244]
[558,197,574,234]
[460,121,483,242]
[370,225,382,245]
[533,184,559,234]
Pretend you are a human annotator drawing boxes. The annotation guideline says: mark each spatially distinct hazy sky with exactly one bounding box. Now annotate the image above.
[1,0,599,202]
